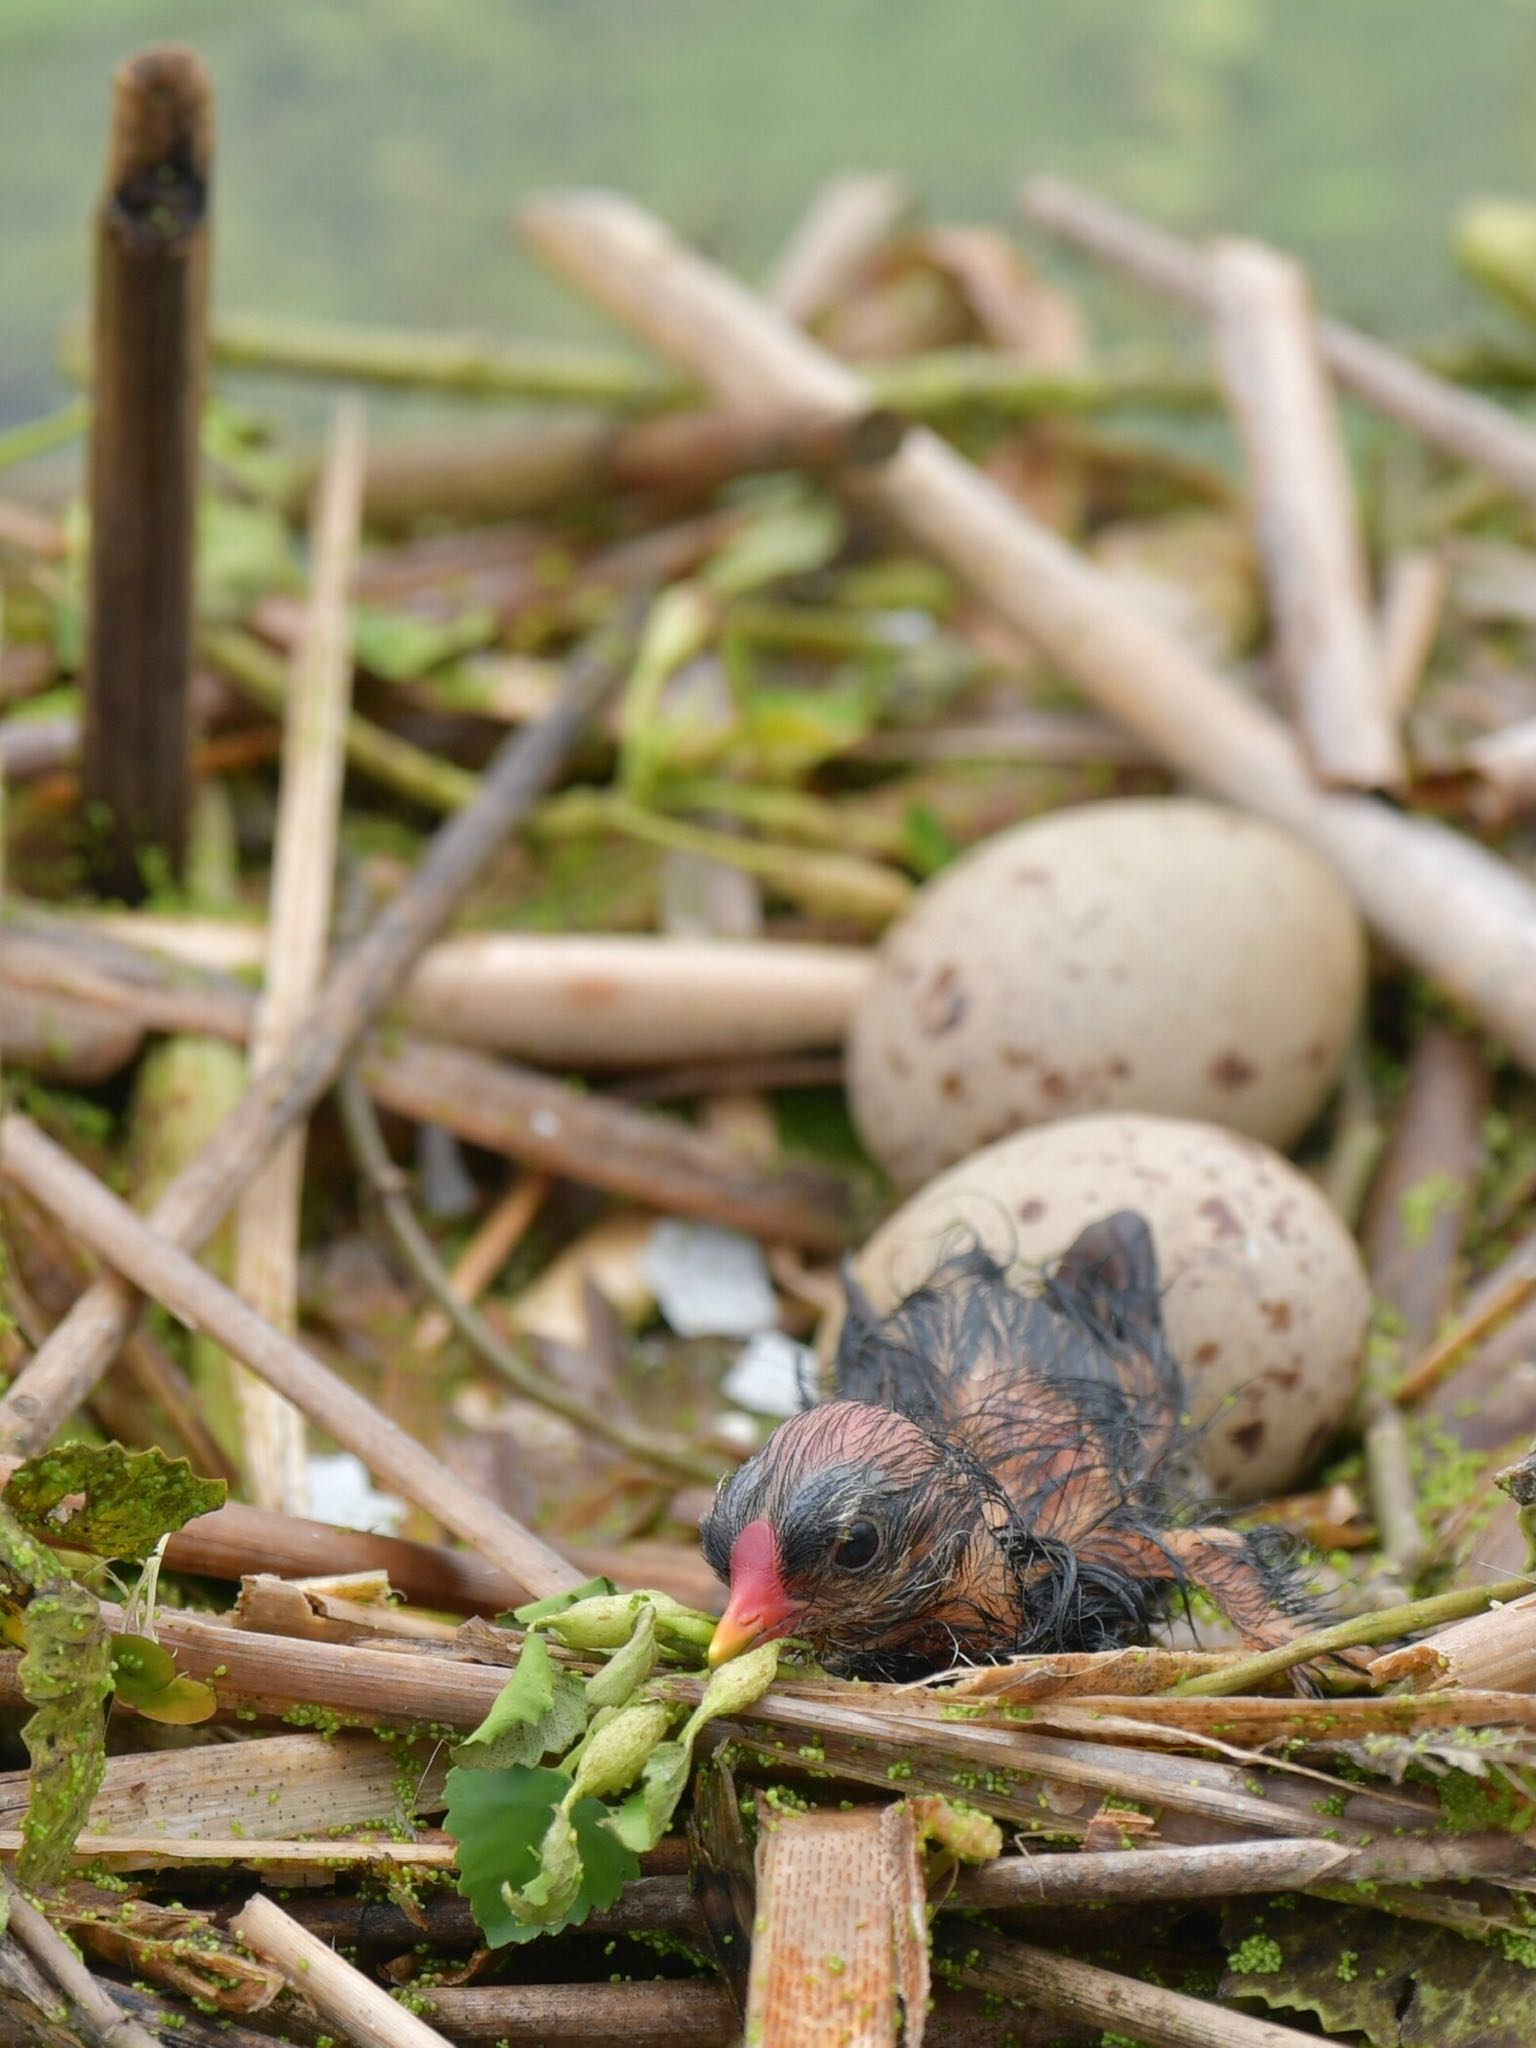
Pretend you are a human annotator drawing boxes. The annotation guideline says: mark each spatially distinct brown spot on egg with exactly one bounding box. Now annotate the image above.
[1198,1196,1243,1240]
[1270,1367,1301,1390]
[1041,1071,1074,1104]
[1262,1300,1294,1333]
[1231,1419,1266,1457]
[1017,1198,1046,1223]
[1209,1051,1258,1089]
[1194,1341,1222,1364]
[916,963,968,1038]
[887,1047,912,1078]
[940,1072,968,1103]
[1002,1047,1036,1069]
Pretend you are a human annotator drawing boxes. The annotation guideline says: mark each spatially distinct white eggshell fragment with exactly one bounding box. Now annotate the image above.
[843,1113,1371,1501]
[848,798,1365,1191]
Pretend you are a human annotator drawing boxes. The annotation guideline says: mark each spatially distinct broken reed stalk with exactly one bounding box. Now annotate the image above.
[0,932,857,1246]
[0,1874,164,2048]
[7,915,872,1068]
[213,310,686,406]
[1371,1589,1536,1693]
[355,1036,854,1247]
[1358,1023,1488,1582]
[0,617,630,1459]
[1020,175,1536,497]
[0,1112,580,1598]
[1377,547,1448,721]
[82,44,211,898]
[954,1830,1536,1908]
[1396,1226,1536,1404]
[412,1171,548,1355]
[417,1982,738,2047]
[1173,1574,1535,1696]
[234,395,366,1516]
[954,1926,1320,2048]
[334,1071,721,1483]
[765,171,916,323]
[230,1893,453,2048]
[294,401,904,529]
[1209,238,1404,791]
[515,192,1536,1081]
[214,309,1204,423]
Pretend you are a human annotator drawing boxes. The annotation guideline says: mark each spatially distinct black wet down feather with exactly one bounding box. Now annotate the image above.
[701,1211,1314,1679]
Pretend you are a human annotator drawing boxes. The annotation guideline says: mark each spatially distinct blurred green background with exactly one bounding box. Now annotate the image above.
[5,0,1534,426]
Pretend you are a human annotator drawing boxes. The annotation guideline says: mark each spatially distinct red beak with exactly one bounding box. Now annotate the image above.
[708,1518,802,1668]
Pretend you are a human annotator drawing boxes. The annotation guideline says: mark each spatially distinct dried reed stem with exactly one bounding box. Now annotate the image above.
[1021,176,1536,496]
[234,395,365,1514]
[766,172,915,323]
[1209,238,1403,790]
[82,44,211,895]
[230,1892,454,2048]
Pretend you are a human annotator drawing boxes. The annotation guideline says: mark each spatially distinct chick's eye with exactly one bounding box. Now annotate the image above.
[831,1519,880,1572]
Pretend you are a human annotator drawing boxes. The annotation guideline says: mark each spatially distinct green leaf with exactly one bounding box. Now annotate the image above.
[109,1635,217,1727]
[124,1674,220,1727]
[683,1641,781,1736]
[604,1643,781,1858]
[445,1764,640,1947]
[198,495,300,621]
[540,1590,715,1657]
[452,1633,587,1772]
[584,1601,657,1710]
[501,1805,583,1923]
[353,603,498,682]
[607,1739,692,1854]
[17,1582,112,1887]
[4,1444,227,1561]
[447,1764,573,1947]
[902,802,959,878]
[509,1575,616,1627]
[703,493,843,597]
[566,1701,672,1804]
[739,679,873,778]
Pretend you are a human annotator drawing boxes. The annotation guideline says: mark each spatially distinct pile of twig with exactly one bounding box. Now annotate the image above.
[2,35,1536,2048]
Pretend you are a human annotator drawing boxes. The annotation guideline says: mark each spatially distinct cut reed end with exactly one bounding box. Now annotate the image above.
[107,43,214,203]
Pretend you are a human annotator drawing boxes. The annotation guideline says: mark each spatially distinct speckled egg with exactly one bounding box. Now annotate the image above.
[839,1113,1371,1500]
[847,798,1365,1191]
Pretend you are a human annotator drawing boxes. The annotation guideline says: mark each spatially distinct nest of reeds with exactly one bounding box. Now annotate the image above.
[1,39,1536,2048]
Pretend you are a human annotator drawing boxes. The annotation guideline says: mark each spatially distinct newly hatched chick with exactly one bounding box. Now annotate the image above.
[702,1211,1311,1679]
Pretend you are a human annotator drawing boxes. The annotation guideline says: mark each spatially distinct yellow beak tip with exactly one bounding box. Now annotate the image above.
[707,1617,760,1669]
